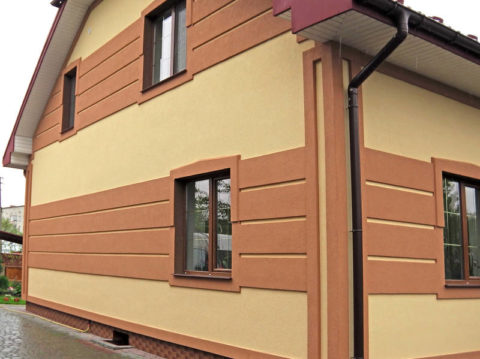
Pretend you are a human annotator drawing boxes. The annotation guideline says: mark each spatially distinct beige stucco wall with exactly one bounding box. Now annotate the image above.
[369,294,480,359]
[363,73,480,358]
[29,268,308,358]
[363,72,480,166]
[68,0,151,63]
[32,34,311,205]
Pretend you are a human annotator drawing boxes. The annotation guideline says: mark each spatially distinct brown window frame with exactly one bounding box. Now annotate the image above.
[61,67,77,133]
[443,174,480,287]
[142,0,187,91]
[174,170,232,279]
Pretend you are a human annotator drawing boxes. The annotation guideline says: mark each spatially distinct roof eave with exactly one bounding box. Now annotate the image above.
[273,0,480,65]
[2,2,66,169]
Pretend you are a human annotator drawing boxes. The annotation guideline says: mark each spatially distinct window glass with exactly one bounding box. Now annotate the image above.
[173,0,187,73]
[216,178,231,269]
[443,178,463,279]
[149,0,186,86]
[68,73,76,129]
[185,179,209,271]
[62,67,76,132]
[466,186,480,277]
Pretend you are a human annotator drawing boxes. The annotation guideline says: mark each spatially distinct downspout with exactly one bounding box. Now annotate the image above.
[349,6,410,359]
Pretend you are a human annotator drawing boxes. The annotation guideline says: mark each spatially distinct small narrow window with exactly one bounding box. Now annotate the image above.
[175,171,232,277]
[443,176,480,284]
[62,67,77,132]
[144,0,186,88]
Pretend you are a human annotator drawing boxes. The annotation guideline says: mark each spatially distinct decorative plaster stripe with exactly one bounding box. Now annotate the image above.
[368,256,436,264]
[367,218,435,230]
[366,180,433,197]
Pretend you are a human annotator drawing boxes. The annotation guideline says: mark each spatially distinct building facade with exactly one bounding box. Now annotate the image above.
[2,205,24,233]
[3,0,480,358]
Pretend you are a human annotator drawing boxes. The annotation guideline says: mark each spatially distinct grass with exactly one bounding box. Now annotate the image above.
[1,297,26,305]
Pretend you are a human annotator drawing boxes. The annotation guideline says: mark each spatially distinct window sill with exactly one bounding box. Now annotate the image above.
[173,273,232,281]
[60,126,74,134]
[141,69,187,93]
[445,281,480,288]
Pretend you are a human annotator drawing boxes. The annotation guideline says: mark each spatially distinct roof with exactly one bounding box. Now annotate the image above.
[3,0,480,169]
[3,0,96,169]
[274,0,480,99]
[0,231,22,245]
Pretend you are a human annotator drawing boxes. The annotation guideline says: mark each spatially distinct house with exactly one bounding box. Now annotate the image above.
[2,0,480,358]
[1,205,25,233]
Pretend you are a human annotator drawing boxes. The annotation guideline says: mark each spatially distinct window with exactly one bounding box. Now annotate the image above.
[143,0,186,88]
[443,176,480,284]
[62,67,77,132]
[175,171,232,277]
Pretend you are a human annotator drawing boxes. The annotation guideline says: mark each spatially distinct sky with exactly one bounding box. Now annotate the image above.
[0,0,478,207]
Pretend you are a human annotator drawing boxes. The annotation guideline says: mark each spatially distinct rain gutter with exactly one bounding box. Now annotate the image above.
[348,3,410,359]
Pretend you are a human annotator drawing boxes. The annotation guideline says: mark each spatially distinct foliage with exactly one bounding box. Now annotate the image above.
[10,281,21,297]
[0,276,8,290]
[1,217,23,253]
[1,217,22,236]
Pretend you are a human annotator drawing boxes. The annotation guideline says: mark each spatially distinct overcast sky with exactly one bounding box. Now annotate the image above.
[0,0,478,207]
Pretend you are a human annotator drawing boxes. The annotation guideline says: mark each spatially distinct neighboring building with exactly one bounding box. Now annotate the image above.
[2,0,480,358]
[1,205,24,233]
[1,253,22,282]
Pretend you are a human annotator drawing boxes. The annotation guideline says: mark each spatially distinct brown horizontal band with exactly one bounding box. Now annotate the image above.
[235,219,307,254]
[367,260,440,294]
[238,147,305,189]
[366,222,441,260]
[366,185,436,226]
[28,252,170,281]
[365,147,434,192]
[79,19,141,77]
[29,228,172,255]
[29,202,171,236]
[237,256,307,292]
[191,0,234,24]
[30,177,170,220]
[190,0,272,50]
[78,38,141,95]
[77,59,139,112]
[238,182,306,221]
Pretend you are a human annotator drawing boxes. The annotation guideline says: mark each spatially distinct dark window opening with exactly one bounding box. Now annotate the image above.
[62,67,77,133]
[443,176,480,284]
[144,0,186,89]
[175,171,232,277]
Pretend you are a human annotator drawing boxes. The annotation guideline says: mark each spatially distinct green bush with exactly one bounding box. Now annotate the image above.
[0,276,8,290]
[11,281,21,297]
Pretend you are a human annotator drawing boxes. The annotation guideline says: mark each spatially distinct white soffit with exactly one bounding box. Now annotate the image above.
[16,0,96,138]
[285,10,480,98]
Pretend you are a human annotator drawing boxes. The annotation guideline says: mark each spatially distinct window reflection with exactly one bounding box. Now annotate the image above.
[216,178,232,269]
[443,178,463,279]
[185,179,209,271]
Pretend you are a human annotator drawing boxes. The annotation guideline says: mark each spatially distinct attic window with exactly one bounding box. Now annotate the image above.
[143,0,186,89]
[61,67,77,133]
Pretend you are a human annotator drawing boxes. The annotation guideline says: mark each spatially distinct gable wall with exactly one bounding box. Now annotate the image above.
[25,1,317,358]
[355,57,480,358]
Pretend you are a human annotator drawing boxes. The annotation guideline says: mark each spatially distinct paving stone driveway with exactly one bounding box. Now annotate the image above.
[0,305,159,359]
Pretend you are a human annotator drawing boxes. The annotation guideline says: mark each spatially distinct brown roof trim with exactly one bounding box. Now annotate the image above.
[2,2,66,167]
[0,231,22,245]
[273,0,480,65]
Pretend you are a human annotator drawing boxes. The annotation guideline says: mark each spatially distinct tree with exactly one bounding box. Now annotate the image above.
[1,217,22,236]
[1,217,22,253]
